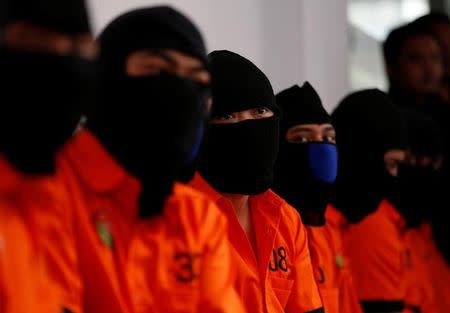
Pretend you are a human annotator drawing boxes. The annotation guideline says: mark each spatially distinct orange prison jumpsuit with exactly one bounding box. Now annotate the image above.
[306,224,340,313]
[190,173,324,313]
[404,225,438,313]
[0,158,59,313]
[305,204,363,313]
[57,129,244,313]
[345,199,408,313]
[325,205,363,313]
[412,222,450,313]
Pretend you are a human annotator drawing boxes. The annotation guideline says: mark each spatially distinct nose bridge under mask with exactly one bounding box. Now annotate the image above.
[198,115,279,194]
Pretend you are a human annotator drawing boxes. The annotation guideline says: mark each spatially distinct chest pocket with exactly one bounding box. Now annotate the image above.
[269,276,294,309]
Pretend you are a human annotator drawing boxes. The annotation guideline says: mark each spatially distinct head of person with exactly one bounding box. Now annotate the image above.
[197,50,280,196]
[415,13,450,75]
[0,0,97,174]
[272,82,337,225]
[389,109,443,227]
[331,89,407,223]
[383,22,444,97]
[94,6,210,217]
[415,13,450,102]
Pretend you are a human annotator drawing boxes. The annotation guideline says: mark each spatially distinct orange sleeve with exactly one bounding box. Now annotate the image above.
[0,206,57,313]
[0,220,9,313]
[427,233,450,313]
[25,182,83,313]
[339,268,363,313]
[333,231,362,313]
[306,227,339,313]
[345,212,406,312]
[199,201,245,313]
[285,211,324,313]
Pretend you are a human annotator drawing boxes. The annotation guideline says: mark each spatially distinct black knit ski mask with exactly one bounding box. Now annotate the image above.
[0,0,95,174]
[388,109,443,227]
[273,82,337,225]
[331,89,407,223]
[197,50,280,195]
[93,7,209,218]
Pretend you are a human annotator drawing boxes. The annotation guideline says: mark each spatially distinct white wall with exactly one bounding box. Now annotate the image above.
[87,0,349,111]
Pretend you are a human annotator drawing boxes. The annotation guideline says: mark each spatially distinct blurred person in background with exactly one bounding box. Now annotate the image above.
[0,0,97,311]
[390,109,450,313]
[414,12,450,103]
[384,21,450,263]
[272,82,363,313]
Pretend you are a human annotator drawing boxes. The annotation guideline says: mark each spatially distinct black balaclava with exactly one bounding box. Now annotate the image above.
[197,50,280,195]
[0,0,95,174]
[389,109,443,227]
[331,89,407,223]
[273,82,338,226]
[92,7,209,218]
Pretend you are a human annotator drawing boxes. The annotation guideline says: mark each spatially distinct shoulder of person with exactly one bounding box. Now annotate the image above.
[267,189,304,225]
[165,183,227,234]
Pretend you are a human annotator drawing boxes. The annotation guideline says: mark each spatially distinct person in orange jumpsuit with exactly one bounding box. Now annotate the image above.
[57,7,244,313]
[190,50,324,313]
[330,89,409,313]
[0,158,60,313]
[0,0,97,311]
[272,82,362,313]
[389,109,450,313]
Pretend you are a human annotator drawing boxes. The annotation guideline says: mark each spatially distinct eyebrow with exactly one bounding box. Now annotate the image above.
[290,126,313,132]
[187,65,208,74]
[155,50,207,72]
[153,50,178,67]
[322,125,335,132]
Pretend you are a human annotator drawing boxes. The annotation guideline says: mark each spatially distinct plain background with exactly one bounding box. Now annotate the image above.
[87,0,349,112]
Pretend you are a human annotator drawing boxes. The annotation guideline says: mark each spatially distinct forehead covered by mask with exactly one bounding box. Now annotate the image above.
[197,50,279,195]
[333,90,407,156]
[0,0,94,174]
[273,82,337,225]
[98,6,207,79]
[208,50,279,117]
[276,82,331,133]
[331,89,407,222]
[94,6,209,217]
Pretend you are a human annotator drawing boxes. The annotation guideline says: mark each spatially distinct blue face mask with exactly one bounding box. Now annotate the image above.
[307,142,338,184]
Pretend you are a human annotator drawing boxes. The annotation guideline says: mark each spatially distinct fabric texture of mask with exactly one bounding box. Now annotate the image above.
[391,164,441,227]
[331,89,407,223]
[197,50,279,195]
[0,0,94,174]
[388,109,443,227]
[93,6,209,218]
[272,82,337,225]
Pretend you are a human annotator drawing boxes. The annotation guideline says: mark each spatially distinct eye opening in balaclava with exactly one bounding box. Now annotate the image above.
[0,0,95,175]
[197,50,280,195]
[331,89,407,223]
[92,6,210,218]
[272,82,337,226]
